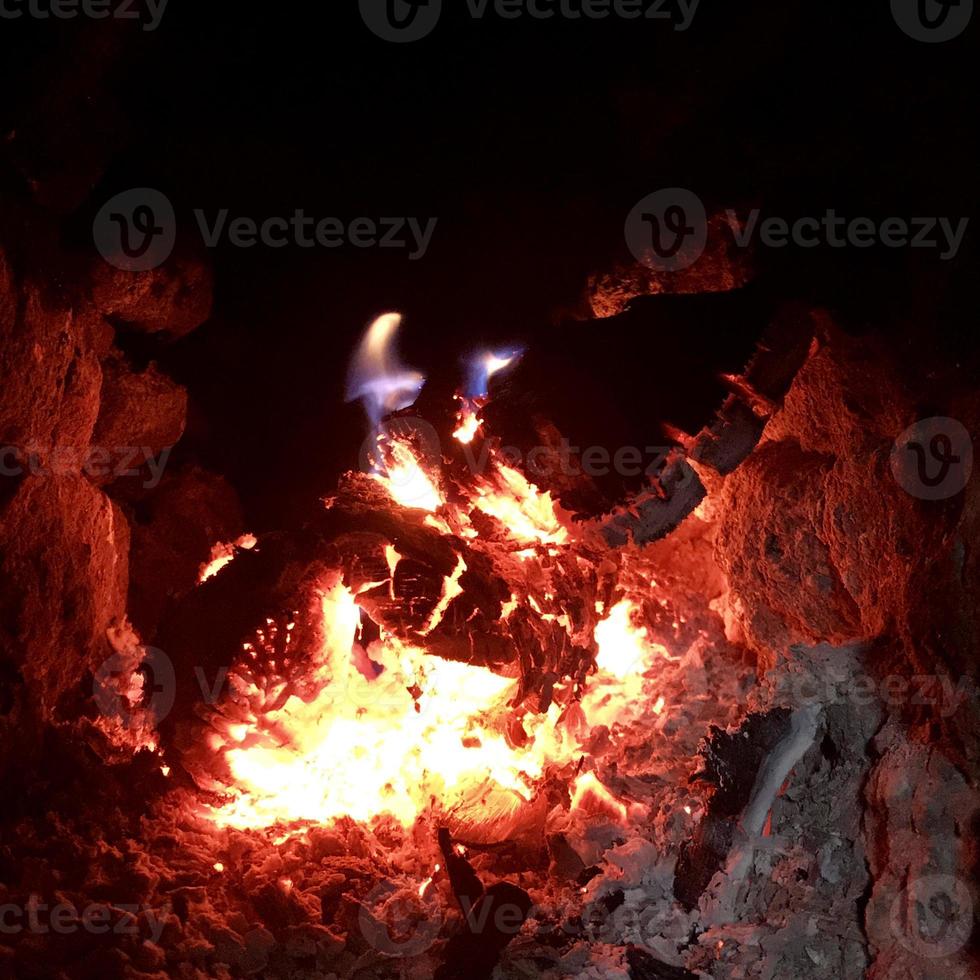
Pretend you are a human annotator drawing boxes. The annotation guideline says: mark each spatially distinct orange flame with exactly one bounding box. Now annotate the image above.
[208,580,665,831]
[203,325,669,832]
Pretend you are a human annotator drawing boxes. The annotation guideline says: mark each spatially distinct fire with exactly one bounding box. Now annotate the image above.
[211,581,549,828]
[570,771,629,822]
[345,313,424,429]
[594,600,648,679]
[208,582,658,831]
[453,406,481,444]
[372,437,445,512]
[471,462,568,546]
[203,319,663,833]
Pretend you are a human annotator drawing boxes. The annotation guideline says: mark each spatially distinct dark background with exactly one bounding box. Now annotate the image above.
[1,0,977,528]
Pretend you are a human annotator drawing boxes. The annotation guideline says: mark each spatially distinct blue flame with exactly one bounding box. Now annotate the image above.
[465,347,524,399]
[345,313,425,429]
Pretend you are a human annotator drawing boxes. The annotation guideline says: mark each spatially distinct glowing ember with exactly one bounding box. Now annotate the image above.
[199,533,258,583]
[595,600,648,679]
[570,771,628,822]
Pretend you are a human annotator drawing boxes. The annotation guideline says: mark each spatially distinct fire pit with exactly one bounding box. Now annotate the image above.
[1,8,978,980]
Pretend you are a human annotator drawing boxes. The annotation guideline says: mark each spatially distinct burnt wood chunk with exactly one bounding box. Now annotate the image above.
[742,304,817,402]
[689,395,767,476]
[673,708,793,908]
[435,882,533,980]
[599,458,706,547]
[438,827,485,910]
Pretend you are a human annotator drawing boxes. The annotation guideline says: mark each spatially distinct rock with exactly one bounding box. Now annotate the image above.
[0,475,129,721]
[821,451,935,642]
[763,320,913,458]
[863,726,977,980]
[91,354,188,485]
[714,326,935,663]
[89,245,213,339]
[0,247,103,464]
[588,213,755,319]
[715,441,863,659]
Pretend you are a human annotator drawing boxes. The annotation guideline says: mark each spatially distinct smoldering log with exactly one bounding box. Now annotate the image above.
[476,298,813,545]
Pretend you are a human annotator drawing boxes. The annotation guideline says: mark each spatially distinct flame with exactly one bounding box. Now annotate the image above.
[570,771,628,822]
[209,583,667,831]
[465,348,523,398]
[372,437,445,512]
[211,582,548,828]
[453,406,481,445]
[594,600,648,679]
[346,313,425,429]
[471,461,568,546]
